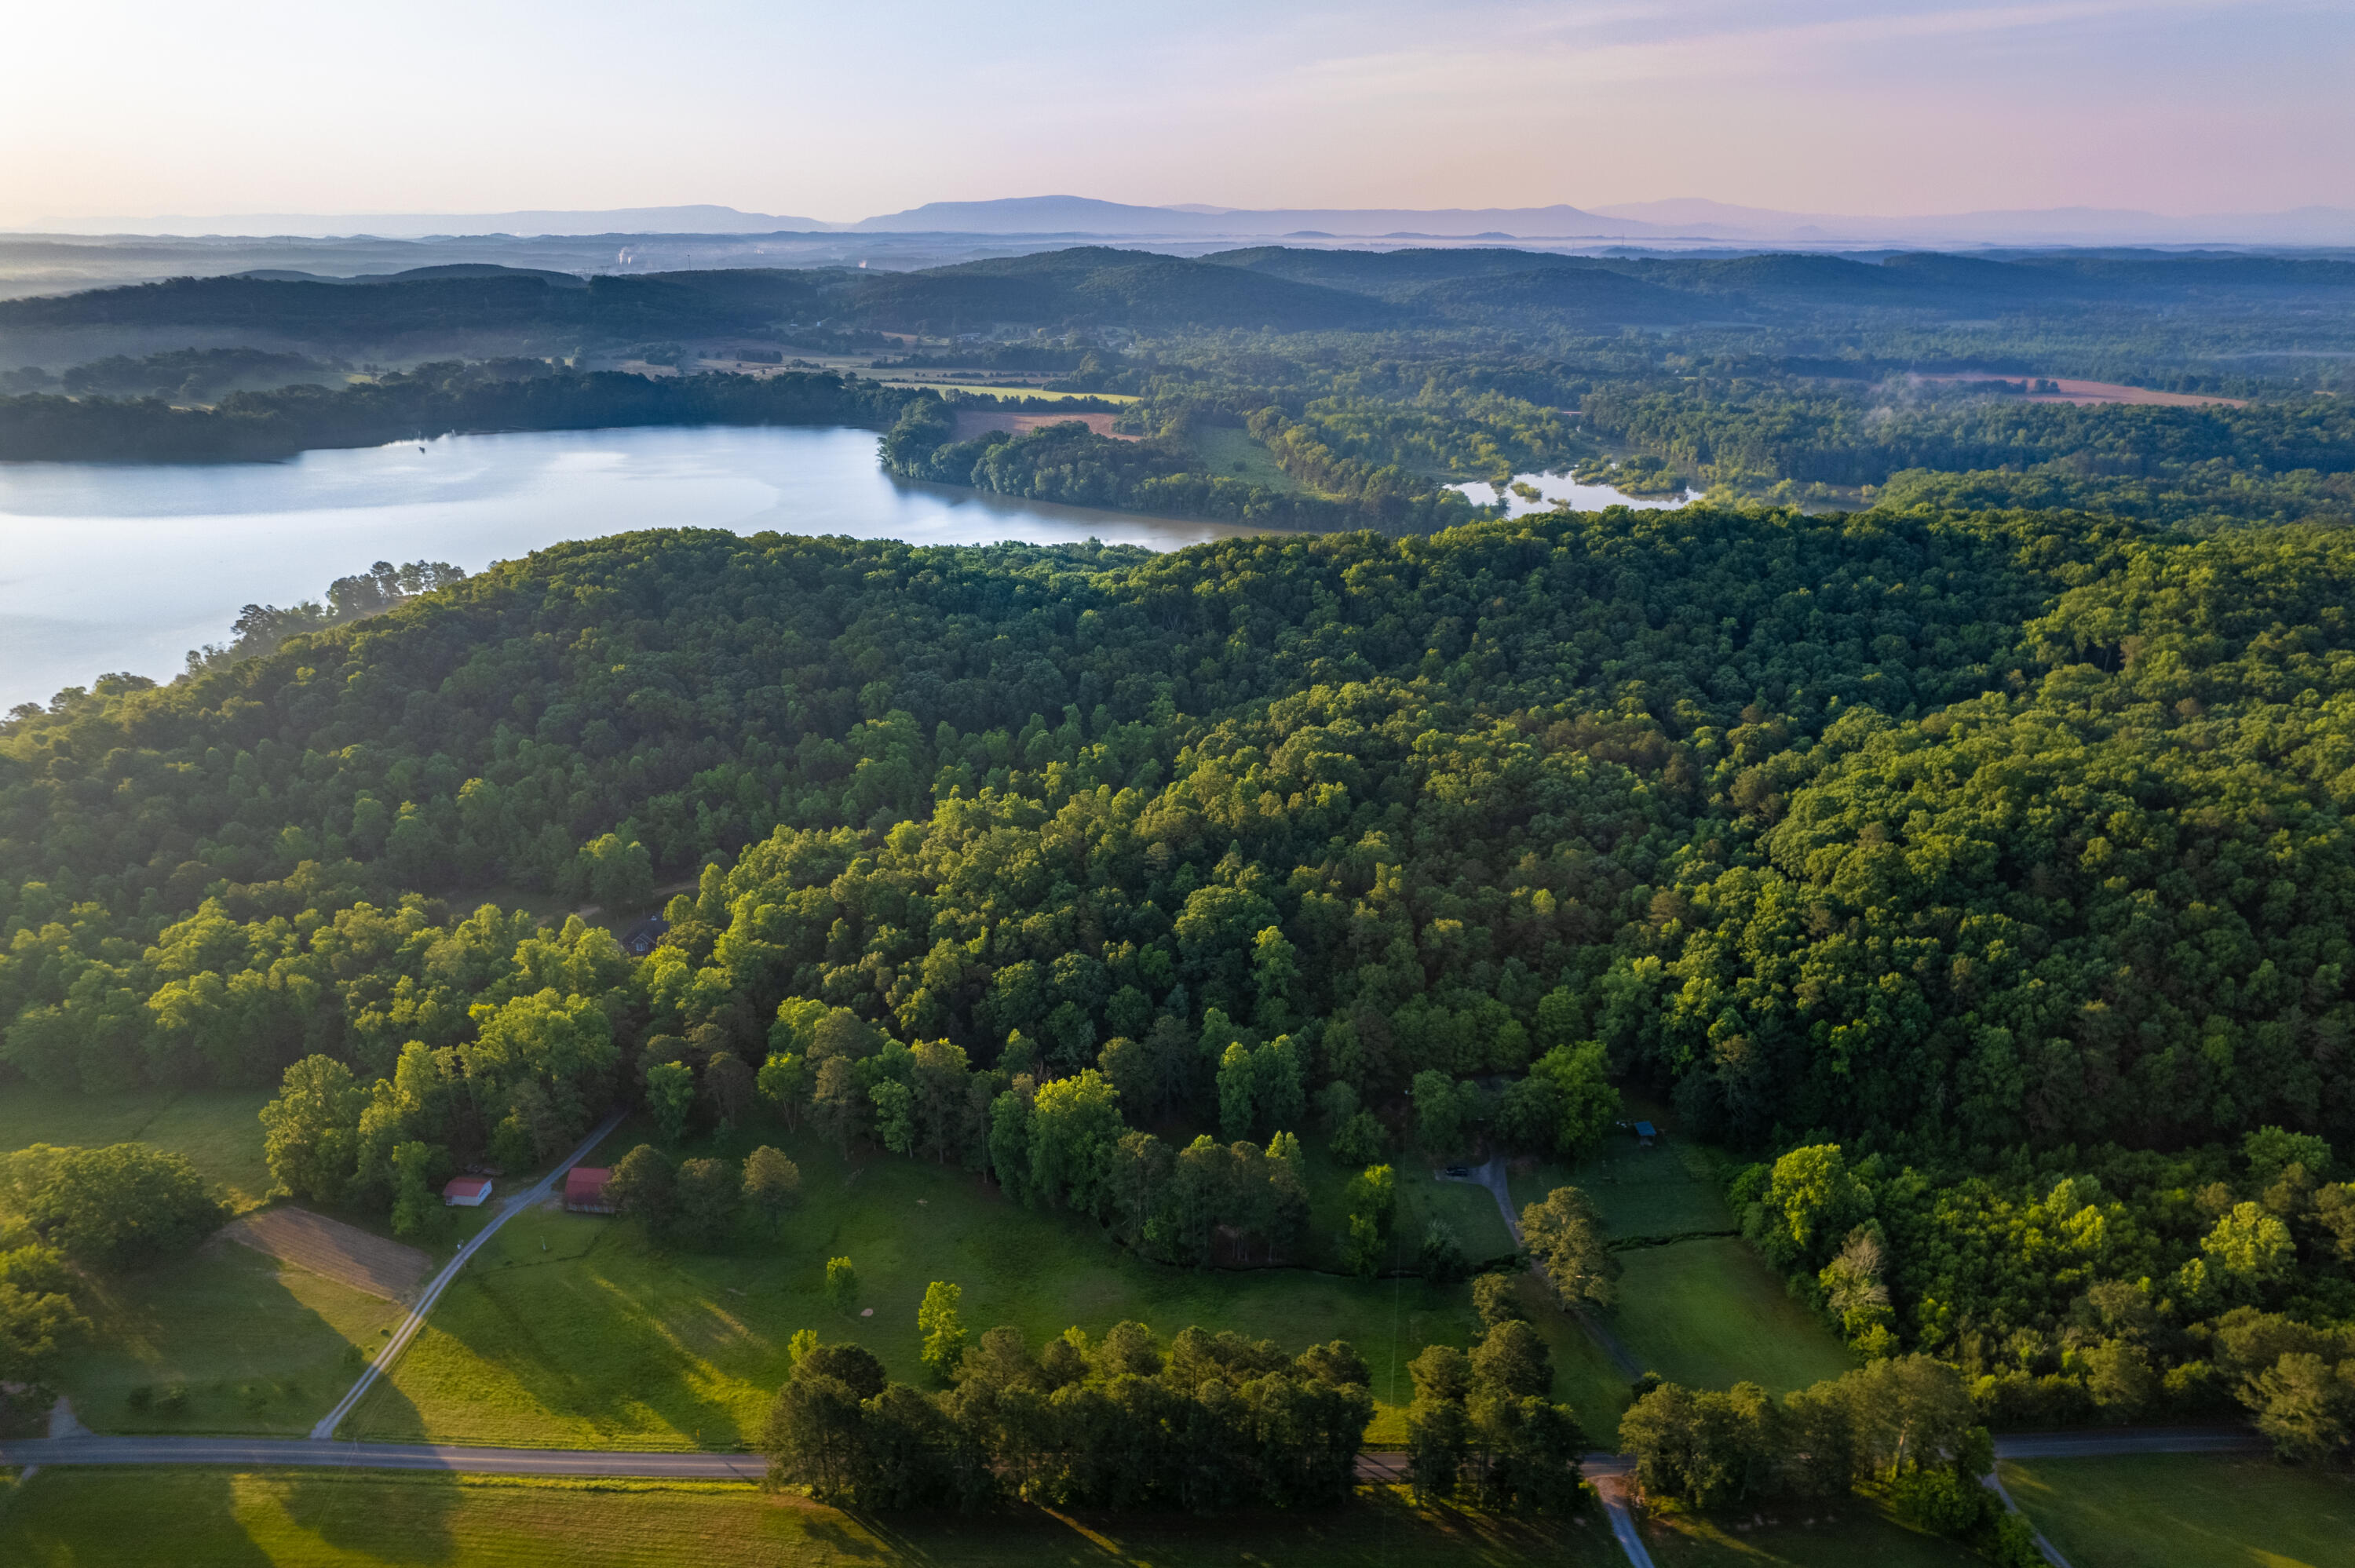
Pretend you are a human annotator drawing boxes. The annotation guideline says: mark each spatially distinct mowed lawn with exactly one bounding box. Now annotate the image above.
[0,1085,276,1210]
[1609,1240,1853,1396]
[350,1121,1524,1449]
[1509,1132,1736,1241]
[1999,1454,2355,1568]
[0,1469,1627,1568]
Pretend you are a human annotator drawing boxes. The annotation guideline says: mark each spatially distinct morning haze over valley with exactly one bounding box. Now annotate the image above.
[1,4,2352,1566]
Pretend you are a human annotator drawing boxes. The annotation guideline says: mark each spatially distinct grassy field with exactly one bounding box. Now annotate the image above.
[1999,1453,2355,1568]
[0,1086,275,1211]
[1638,1495,1988,1566]
[1504,1121,1848,1413]
[46,1238,403,1436]
[0,1469,1624,1567]
[1609,1240,1853,1396]
[1510,1137,1736,1241]
[1188,425,1305,491]
[349,1118,1540,1449]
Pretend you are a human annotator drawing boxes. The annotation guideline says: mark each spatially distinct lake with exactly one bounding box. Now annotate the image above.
[0,425,1277,712]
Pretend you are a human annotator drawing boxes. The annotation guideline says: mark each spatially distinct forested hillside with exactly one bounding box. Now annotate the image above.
[5,505,2352,1422]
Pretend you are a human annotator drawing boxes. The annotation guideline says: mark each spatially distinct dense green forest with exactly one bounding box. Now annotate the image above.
[3,494,2352,1451]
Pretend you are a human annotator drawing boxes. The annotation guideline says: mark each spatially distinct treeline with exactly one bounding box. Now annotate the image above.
[1732,1135,2355,1459]
[1619,1356,2043,1565]
[760,1320,1530,1515]
[1400,1285,1591,1511]
[180,560,471,681]
[1583,385,2355,493]
[0,363,914,461]
[1875,465,2355,532]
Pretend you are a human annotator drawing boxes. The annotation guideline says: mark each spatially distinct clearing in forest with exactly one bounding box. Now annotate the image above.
[213,1208,433,1303]
[1908,371,2248,407]
[951,409,1137,440]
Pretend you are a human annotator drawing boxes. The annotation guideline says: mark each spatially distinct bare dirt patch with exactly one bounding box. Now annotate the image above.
[953,410,1137,441]
[211,1208,431,1303]
[1911,372,2246,407]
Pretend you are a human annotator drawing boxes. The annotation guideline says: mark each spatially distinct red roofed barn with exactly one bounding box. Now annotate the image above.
[565,1166,615,1214]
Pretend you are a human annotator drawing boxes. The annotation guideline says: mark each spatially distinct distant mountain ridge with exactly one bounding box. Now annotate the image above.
[61,205,829,239]
[1587,198,2355,246]
[848,195,1637,237]
[35,196,2355,247]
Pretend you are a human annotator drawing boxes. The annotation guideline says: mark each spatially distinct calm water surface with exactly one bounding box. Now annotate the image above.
[0,425,1276,710]
[1446,472,1697,516]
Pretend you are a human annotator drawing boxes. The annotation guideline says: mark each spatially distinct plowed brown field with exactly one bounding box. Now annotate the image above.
[212,1208,430,1302]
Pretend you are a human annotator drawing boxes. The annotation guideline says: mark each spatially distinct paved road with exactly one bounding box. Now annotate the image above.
[1440,1158,1645,1378]
[0,1428,2252,1485]
[0,1435,1635,1486]
[0,1426,2256,1568]
[308,1109,627,1441]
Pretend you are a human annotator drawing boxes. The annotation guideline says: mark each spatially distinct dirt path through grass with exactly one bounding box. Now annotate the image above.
[1444,1158,1644,1377]
[309,1110,626,1442]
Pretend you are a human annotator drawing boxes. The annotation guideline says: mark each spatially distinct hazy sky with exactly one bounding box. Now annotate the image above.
[4,0,2348,226]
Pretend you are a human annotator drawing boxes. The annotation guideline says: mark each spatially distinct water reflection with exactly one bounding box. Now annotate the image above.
[1446,472,1697,517]
[0,425,1278,709]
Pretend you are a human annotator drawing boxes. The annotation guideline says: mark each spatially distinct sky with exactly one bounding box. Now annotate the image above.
[2,0,2349,228]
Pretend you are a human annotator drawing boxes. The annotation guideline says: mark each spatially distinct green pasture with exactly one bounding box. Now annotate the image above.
[0,1469,1620,1568]
[1638,1495,1986,1566]
[349,1120,1528,1449]
[1509,1126,1735,1242]
[47,1239,402,1436]
[0,1086,275,1212]
[1188,425,1305,491]
[1999,1453,2355,1568]
[1609,1239,1853,1397]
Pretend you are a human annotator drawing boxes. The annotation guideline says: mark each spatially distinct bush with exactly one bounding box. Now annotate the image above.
[1889,1466,1992,1535]
[826,1256,858,1313]
[1420,1220,1470,1284]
